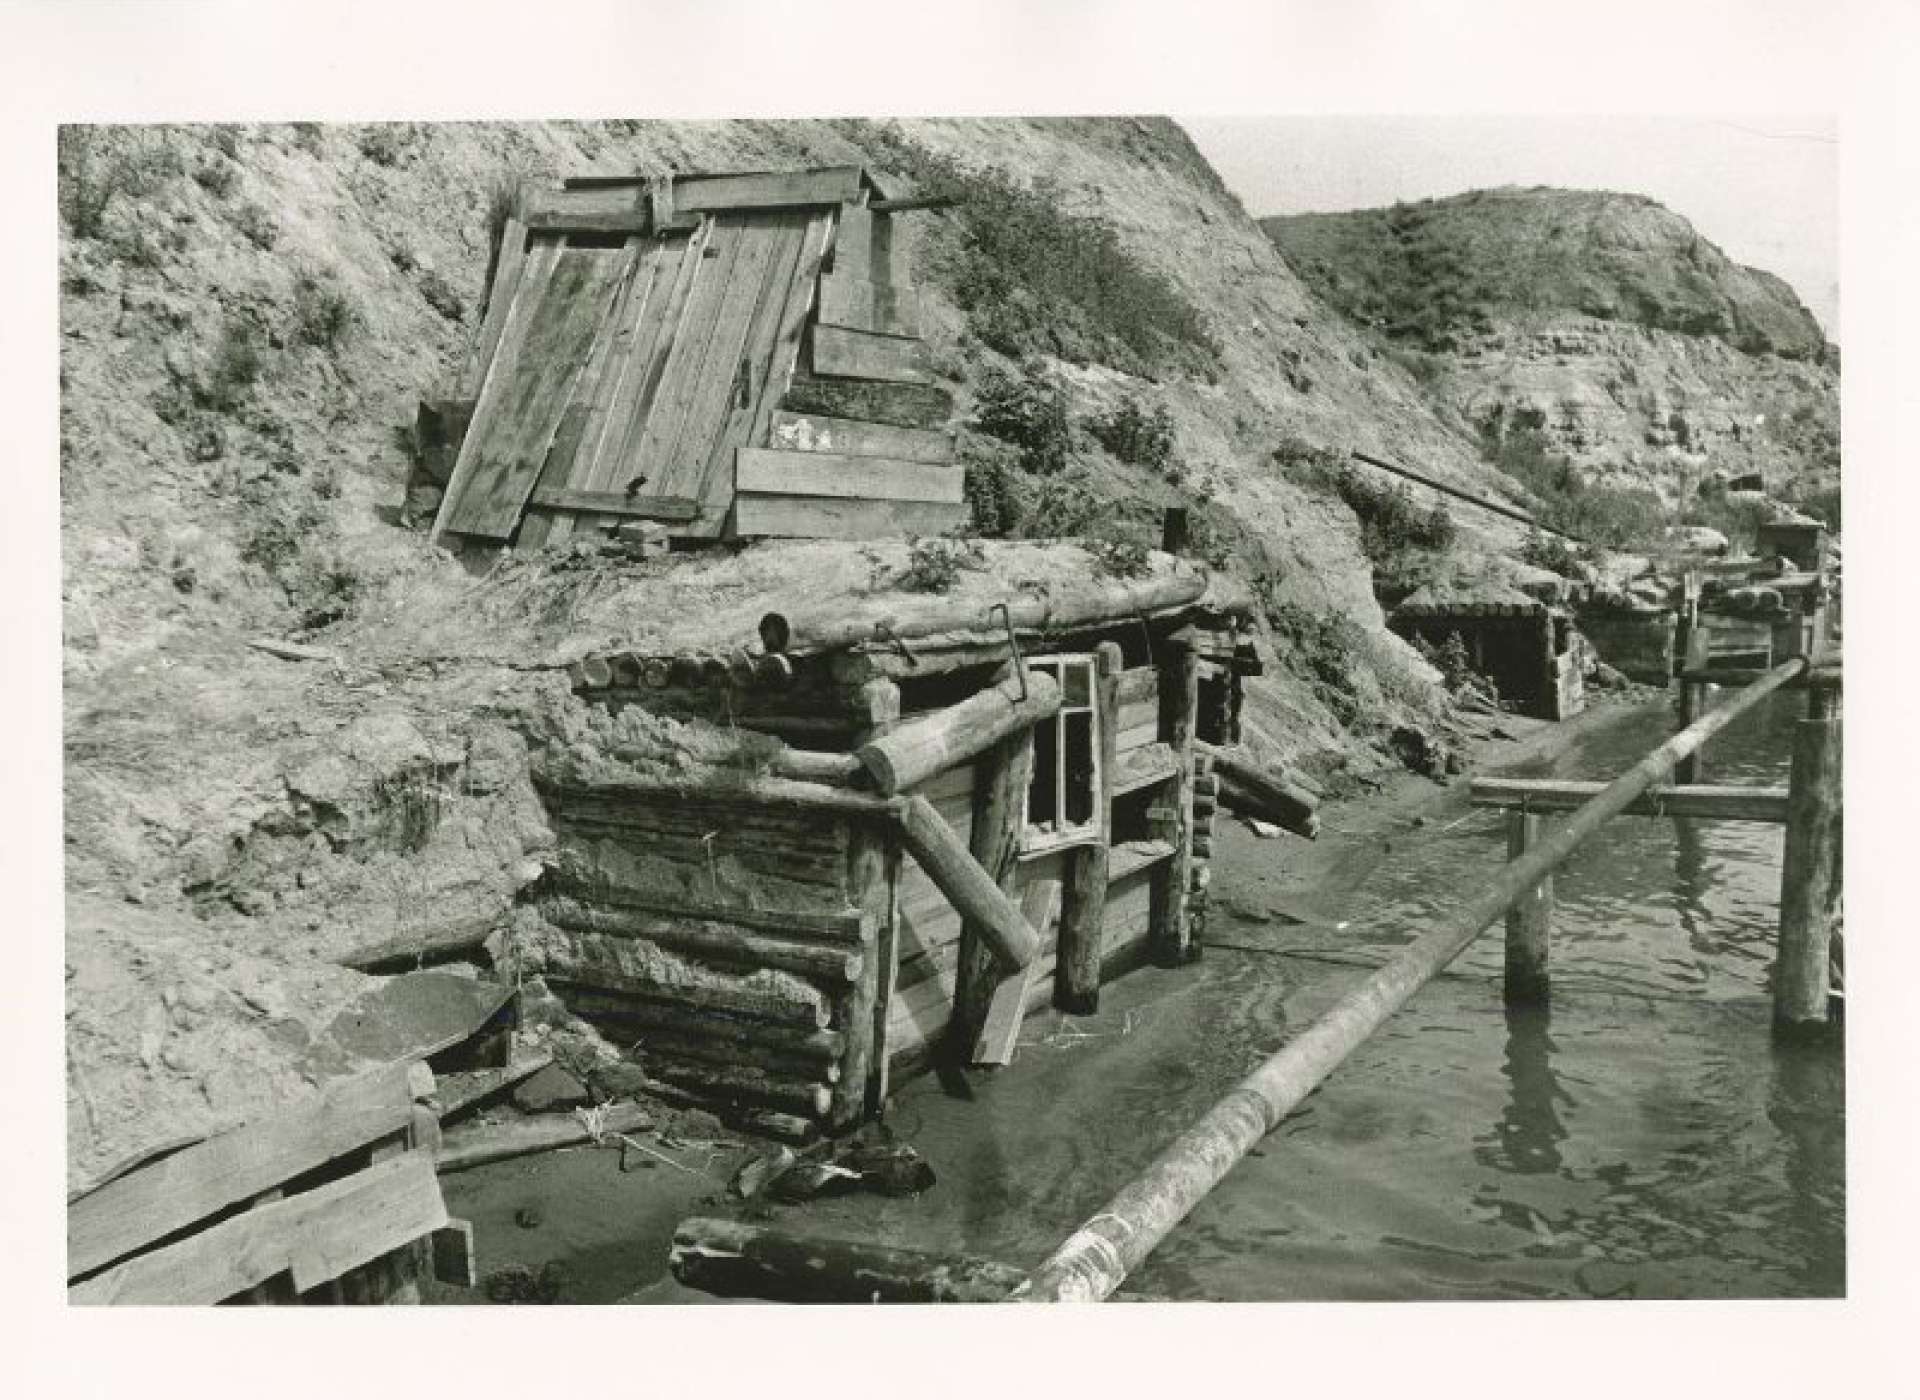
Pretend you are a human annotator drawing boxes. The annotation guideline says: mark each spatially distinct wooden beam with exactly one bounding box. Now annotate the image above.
[1147,637,1201,966]
[733,493,968,540]
[949,721,1037,1065]
[70,1151,445,1305]
[975,876,1060,1065]
[833,821,887,1130]
[674,167,864,212]
[527,487,701,521]
[1204,744,1322,838]
[436,1102,651,1174]
[523,210,651,235]
[895,796,1040,974]
[670,1217,1024,1303]
[768,409,954,464]
[68,1063,415,1281]
[1468,777,1789,822]
[811,324,933,384]
[537,897,864,983]
[857,671,1062,795]
[736,446,964,504]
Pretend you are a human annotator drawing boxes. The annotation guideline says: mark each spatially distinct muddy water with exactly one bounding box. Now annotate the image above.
[455,694,1843,1302]
[783,692,1844,1301]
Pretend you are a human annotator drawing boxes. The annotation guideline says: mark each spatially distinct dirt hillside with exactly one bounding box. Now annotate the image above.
[1262,188,1840,519]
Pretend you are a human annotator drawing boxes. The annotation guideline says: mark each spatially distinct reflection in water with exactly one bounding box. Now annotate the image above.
[1480,1003,1568,1176]
[1670,814,1712,955]
[1769,1039,1847,1293]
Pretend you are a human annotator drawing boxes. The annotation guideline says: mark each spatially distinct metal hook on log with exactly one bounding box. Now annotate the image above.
[872,621,916,667]
[987,602,1027,701]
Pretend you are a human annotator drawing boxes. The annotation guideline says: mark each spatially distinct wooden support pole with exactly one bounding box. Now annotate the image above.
[1014,657,1806,1303]
[1675,680,1704,784]
[1058,642,1122,1013]
[948,722,1036,1063]
[895,796,1041,973]
[856,672,1060,795]
[1148,633,1202,966]
[670,1217,1026,1303]
[832,822,886,1129]
[1775,679,1843,1038]
[1503,812,1553,1004]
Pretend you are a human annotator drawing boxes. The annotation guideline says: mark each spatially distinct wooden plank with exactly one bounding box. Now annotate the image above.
[657,215,784,506]
[1113,742,1180,796]
[781,376,955,429]
[737,447,964,505]
[768,410,953,464]
[1116,668,1159,706]
[527,487,701,520]
[68,1063,415,1281]
[590,230,700,528]
[439,246,631,540]
[1108,838,1175,885]
[732,493,967,540]
[812,324,933,384]
[743,210,835,462]
[693,213,811,533]
[974,877,1061,1065]
[431,1220,478,1289]
[524,210,651,235]
[461,215,528,397]
[70,1151,444,1305]
[524,185,646,220]
[833,205,896,284]
[1469,778,1790,822]
[674,167,863,213]
[629,217,743,495]
[434,1101,654,1174]
[816,273,922,338]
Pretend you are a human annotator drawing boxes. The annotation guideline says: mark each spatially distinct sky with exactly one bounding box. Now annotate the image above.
[1182,114,1838,335]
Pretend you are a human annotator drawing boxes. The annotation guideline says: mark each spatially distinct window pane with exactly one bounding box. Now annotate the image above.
[1064,710,1095,826]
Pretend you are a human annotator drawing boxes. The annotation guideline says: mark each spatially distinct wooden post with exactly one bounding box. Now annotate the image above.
[1774,678,1842,1038]
[1675,680,1704,785]
[856,672,1060,795]
[896,796,1040,974]
[1503,812,1553,1004]
[948,722,1036,1062]
[1148,632,1202,966]
[1057,642,1122,1013]
[833,821,887,1129]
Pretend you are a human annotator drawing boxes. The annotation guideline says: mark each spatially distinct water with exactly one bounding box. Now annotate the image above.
[451,693,1845,1302]
[796,692,1844,1301]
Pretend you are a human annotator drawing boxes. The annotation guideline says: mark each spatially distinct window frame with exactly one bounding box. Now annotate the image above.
[1019,652,1105,856]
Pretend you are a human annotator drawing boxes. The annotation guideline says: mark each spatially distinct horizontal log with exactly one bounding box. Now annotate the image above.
[634,1027,842,1081]
[558,991,846,1062]
[858,672,1062,795]
[896,796,1041,974]
[1469,778,1790,822]
[540,773,901,818]
[787,568,1208,656]
[539,897,864,982]
[538,952,833,1030]
[523,209,651,234]
[1203,743,1320,839]
[736,447,964,504]
[642,1055,833,1118]
[670,1217,1025,1303]
[767,746,864,785]
[435,1102,652,1174]
[546,887,870,949]
[337,912,505,973]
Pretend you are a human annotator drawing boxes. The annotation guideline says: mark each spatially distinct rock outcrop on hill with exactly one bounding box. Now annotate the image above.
[1263,187,1839,510]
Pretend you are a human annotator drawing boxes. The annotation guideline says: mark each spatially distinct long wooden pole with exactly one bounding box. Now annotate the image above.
[1014,656,1807,1302]
[1774,677,1842,1037]
[671,1218,1026,1303]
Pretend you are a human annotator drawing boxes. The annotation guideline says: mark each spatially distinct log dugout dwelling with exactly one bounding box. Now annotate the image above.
[1389,579,1585,721]
[418,164,968,549]
[531,550,1260,1135]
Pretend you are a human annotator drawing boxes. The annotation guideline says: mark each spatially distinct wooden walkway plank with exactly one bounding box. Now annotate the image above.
[736,447,964,504]
[68,1062,416,1281]
[70,1150,445,1306]
[768,409,953,464]
[811,323,932,384]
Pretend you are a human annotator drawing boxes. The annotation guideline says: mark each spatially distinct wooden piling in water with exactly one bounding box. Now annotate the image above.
[1013,656,1807,1303]
[1774,676,1842,1037]
[1503,812,1553,1004]
[1675,681,1705,784]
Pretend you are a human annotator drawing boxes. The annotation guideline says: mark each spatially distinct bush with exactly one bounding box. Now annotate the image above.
[961,443,1024,539]
[193,158,237,198]
[1331,466,1455,569]
[292,273,359,351]
[1085,394,1176,472]
[1519,529,1586,578]
[970,361,1073,475]
[1415,633,1501,709]
[232,200,278,250]
[1081,521,1154,580]
[356,124,417,167]
[1264,600,1369,728]
[891,536,986,593]
[418,268,464,322]
[199,319,266,412]
[1478,407,1665,550]
[870,137,1221,380]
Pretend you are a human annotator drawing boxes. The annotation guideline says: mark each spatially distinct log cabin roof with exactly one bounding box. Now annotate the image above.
[1395,577,1548,619]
